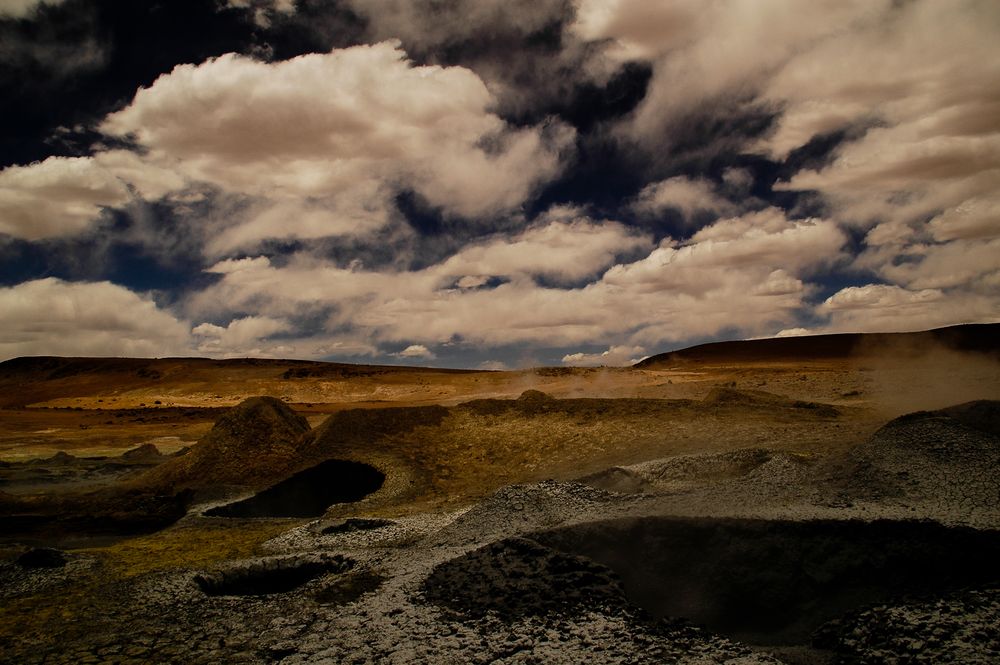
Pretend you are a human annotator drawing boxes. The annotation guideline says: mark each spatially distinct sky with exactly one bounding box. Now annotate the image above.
[0,0,998,368]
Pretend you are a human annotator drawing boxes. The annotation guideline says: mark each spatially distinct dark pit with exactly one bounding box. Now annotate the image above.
[322,517,395,535]
[16,547,66,569]
[533,517,1000,646]
[204,459,384,518]
[194,555,352,596]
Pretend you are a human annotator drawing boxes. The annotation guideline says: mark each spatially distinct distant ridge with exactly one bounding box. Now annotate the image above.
[0,356,476,378]
[634,323,1000,369]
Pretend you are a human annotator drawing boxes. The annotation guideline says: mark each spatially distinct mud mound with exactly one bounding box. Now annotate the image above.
[580,448,774,494]
[422,536,626,620]
[836,401,1000,512]
[703,388,840,417]
[814,586,1000,663]
[204,459,384,518]
[305,405,449,455]
[534,517,1000,646]
[139,396,310,490]
[940,400,1000,436]
[120,443,163,462]
[194,554,352,596]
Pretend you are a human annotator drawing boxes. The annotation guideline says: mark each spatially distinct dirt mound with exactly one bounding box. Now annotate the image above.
[814,586,1000,663]
[940,400,1000,436]
[580,448,774,494]
[120,443,163,462]
[834,401,1000,513]
[138,396,310,491]
[305,405,449,456]
[422,536,627,620]
[703,388,840,417]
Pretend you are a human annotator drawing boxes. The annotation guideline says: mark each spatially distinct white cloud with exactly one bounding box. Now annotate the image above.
[435,217,652,285]
[0,157,130,240]
[99,41,574,244]
[573,0,891,147]
[92,150,187,201]
[562,345,646,367]
[478,359,509,371]
[192,315,291,357]
[205,256,273,274]
[205,198,391,257]
[774,327,810,338]
[186,207,845,351]
[632,176,737,220]
[0,278,191,360]
[394,344,435,360]
[604,208,844,295]
[818,284,1000,333]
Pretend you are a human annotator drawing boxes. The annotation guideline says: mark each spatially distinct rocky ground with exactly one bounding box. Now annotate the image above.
[1,397,998,664]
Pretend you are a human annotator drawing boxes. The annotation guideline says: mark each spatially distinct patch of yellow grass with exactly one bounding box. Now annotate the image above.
[94,520,302,577]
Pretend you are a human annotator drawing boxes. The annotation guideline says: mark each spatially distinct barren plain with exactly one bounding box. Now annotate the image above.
[1,324,999,664]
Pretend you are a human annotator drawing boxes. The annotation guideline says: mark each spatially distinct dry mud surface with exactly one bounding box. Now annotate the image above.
[1,330,999,664]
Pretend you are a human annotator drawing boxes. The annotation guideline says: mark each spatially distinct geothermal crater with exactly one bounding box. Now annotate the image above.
[534,516,1000,646]
[203,459,385,518]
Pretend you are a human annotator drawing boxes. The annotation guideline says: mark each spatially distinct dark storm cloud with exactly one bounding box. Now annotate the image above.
[0,0,261,166]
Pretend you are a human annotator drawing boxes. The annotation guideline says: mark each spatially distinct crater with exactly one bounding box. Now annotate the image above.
[321,517,395,535]
[533,517,1000,646]
[194,554,352,596]
[204,459,384,518]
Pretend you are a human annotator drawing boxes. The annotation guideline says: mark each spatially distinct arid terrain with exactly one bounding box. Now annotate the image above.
[1,324,999,664]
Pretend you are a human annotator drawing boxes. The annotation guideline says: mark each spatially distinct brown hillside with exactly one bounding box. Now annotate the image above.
[635,323,1000,368]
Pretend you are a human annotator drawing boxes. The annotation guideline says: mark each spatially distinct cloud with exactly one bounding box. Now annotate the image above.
[192,315,291,357]
[340,0,609,117]
[818,284,1000,334]
[0,0,66,18]
[434,217,652,285]
[0,157,130,240]
[478,359,509,371]
[221,0,295,28]
[574,0,891,150]
[394,344,435,360]
[632,175,738,220]
[774,328,810,338]
[0,278,191,360]
[562,344,646,367]
[756,2,1000,336]
[205,198,391,257]
[187,207,845,351]
[344,0,568,52]
[604,208,845,295]
[99,41,575,242]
